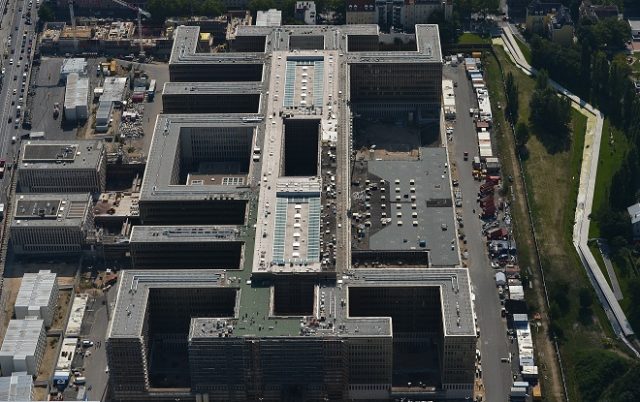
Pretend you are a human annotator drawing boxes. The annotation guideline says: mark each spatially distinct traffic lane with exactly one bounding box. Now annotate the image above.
[445,63,513,401]
[0,1,29,146]
[0,0,26,180]
[83,289,116,401]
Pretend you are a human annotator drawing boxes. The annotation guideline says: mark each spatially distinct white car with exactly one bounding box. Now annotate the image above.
[8,58,13,65]
[12,89,16,95]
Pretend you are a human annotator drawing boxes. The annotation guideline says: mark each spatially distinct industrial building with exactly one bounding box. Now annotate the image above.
[10,193,95,255]
[65,294,88,338]
[64,73,90,122]
[95,101,113,132]
[14,270,59,327]
[0,320,46,376]
[0,372,33,400]
[17,140,106,194]
[106,23,475,402]
[60,58,87,81]
[129,226,246,269]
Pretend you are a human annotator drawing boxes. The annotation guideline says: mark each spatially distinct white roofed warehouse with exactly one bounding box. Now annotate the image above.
[0,320,46,376]
[63,73,89,122]
[14,270,59,327]
[0,372,33,400]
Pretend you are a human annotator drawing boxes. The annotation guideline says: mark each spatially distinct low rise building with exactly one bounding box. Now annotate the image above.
[295,1,317,25]
[0,320,46,376]
[579,0,620,22]
[630,19,640,42]
[60,58,87,81]
[11,193,94,255]
[17,140,106,194]
[526,0,574,46]
[0,372,33,400]
[627,202,640,239]
[65,294,88,338]
[256,9,282,26]
[63,73,89,122]
[14,270,59,327]
[346,0,377,24]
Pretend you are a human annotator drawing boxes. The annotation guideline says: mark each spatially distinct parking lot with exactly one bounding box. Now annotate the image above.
[444,61,513,401]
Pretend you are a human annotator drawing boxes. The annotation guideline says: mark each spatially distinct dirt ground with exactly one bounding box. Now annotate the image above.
[0,278,22,343]
[32,386,48,401]
[491,76,565,402]
[50,290,72,332]
[37,336,60,382]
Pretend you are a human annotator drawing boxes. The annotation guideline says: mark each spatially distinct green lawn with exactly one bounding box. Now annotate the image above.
[486,45,630,402]
[457,33,490,45]
[513,35,532,64]
[589,120,628,238]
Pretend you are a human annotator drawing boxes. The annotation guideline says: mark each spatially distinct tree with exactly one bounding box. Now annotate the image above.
[505,72,519,125]
[529,70,572,152]
[38,3,54,22]
[515,121,529,150]
[578,287,593,324]
[147,0,225,20]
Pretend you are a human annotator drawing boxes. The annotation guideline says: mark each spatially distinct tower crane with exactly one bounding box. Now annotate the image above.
[109,0,151,59]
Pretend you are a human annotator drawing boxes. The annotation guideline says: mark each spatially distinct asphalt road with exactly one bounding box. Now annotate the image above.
[0,0,37,202]
[444,63,512,402]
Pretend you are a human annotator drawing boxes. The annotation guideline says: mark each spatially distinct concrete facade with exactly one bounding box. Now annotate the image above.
[11,193,94,255]
[17,140,106,194]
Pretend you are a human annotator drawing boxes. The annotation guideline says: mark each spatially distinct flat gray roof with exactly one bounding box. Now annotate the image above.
[347,268,475,336]
[170,23,441,64]
[129,225,245,243]
[162,81,263,96]
[11,193,91,228]
[0,319,44,358]
[109,268,474,339]
[0,372,33,401]
[365,148,459,266]
[139,114,261,202]
[19,140,103,170]
[170,25,264,65]
[107,270,230,338]
[15,270,57,311]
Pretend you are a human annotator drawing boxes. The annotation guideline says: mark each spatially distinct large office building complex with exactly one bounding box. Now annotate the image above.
[10,193,94,255]
[17,140,106,194]
[107,23,476,402]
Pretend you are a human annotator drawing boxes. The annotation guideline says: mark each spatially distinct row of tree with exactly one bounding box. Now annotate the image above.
[147,0,225,21]
[528,18,640,231]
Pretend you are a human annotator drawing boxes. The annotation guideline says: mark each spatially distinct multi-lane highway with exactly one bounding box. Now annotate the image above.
[0,0,38,202]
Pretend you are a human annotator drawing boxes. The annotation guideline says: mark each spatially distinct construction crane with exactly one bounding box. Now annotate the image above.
[109,0,151,59]
[68,0,77,53]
